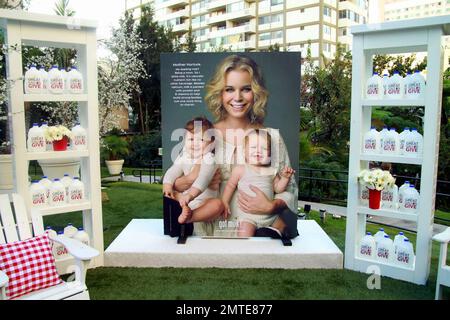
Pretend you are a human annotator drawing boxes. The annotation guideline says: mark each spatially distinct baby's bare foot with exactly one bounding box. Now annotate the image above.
[178,206,192,224]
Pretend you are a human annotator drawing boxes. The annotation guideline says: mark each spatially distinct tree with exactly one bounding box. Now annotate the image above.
[181,26,197,53]
[0,0,30,9]
[98,11,148,135]
[130,5,180,134]
[53,0,75,17]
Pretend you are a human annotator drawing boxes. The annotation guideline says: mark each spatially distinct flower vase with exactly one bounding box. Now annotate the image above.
[368,188,381,209]
[53,137,68,151]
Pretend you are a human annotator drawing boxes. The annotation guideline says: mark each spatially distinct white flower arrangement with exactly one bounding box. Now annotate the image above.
[43,125,73,142]
[358,168,395,191]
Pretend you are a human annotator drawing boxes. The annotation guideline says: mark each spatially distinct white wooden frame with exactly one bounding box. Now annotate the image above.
[344,16,450,285]
[0,9,104,269]
[432,227,450,299]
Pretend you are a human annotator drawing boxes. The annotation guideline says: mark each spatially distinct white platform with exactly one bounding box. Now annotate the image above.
[104,219,343,269]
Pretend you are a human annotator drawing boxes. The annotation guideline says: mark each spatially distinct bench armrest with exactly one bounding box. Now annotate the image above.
[432,227,450,244]
[50,235,99,261]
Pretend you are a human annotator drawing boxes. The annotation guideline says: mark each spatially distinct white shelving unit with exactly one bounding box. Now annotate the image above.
[0,9,104,270]
[344,16,450,285]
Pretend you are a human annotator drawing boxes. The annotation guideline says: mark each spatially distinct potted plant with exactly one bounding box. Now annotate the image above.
[43,125,73,151]
[0,141,13,190]
[358,168,395,209]
[101,135,129,175]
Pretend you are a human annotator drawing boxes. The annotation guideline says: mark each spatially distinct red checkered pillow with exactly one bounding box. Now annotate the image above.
[0,234,62,299]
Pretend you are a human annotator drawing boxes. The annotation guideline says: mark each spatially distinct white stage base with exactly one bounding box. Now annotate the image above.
[104,219,343,269]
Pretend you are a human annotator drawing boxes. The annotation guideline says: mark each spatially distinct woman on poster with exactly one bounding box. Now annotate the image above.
[173,54,299,239]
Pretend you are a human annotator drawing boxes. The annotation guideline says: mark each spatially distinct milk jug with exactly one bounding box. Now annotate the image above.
[381,184,398,209]
[39,176,53,204]
[38,65,48,94]
[376,234,394,263]
[403,72,411,96]
[403,128,423,158]
[401,185,420,213]
[45,226,57,240]
[382,73,390,98]
[379,126,389,153]
[53,231,69,260]
[398,181,410,208]
[382,128,399,154]
[386,71,404,99]
[61,174,72,202]
[363,127,380,154]
[73,228,90,246]
[40,122,53,151]
[71,123,87,150]
[48,65,64,94]
[27,123,46,152]
[67,66,83,94]
[395,238,415,267]
[374,228,387,248]
[360,186,369,206]
[68,177,85,203]
[60,68,68,93]
[63,223,78,238]
[366,73,383,100]
[359,232,376,259]
[24,64,42,94]
[30,181,47,207]
[49,178,66,206]
[405,70,426,99]
[399,128,411,155]
[393,232,407,254]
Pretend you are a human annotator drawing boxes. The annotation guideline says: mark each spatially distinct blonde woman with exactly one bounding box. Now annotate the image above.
[174,55,299,239]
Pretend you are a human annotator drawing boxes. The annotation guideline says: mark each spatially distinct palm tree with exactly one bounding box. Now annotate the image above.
[54,0,75,17]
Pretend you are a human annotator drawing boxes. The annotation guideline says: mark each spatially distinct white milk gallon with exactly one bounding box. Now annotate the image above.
[45,226,57,239]
[403,128,423,158]
[379,126,389,154]
[395,238,415,268]
[360,186,369,206]
[53,231,69,260]
[381,128,399,154]
[376,234,394,263]
[401,185,420,213]
[366,73,383,100]
[398,181,410,208]
[68,177,85,203]
[61,174,72,202]
[38,65,48,94]
[374,228,387,248]
[63,223,78,238]
[48,65,64,94]
[386,71,404,99]
[49,178,66,206]
[381,184,398,210]
[67,66,84,94]
[382,73,390,98]
[359,232,376,259]
[39,175,53,204]
[405,70,426,99]
[363,127,380,154]
[399,127,411,155]
[27,123,46,152]
[40,122,53,151]
[30,181,47,207]
[73,228,90,246]
[24,64,42,94]
[393,232,407,254]
[71,123,87,150]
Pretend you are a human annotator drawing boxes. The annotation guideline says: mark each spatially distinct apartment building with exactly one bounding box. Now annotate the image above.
[125,0,369,67]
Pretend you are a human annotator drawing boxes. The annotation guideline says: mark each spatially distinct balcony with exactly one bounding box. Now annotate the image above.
[227,39,256,50]
[155,0,189,10]
[172,22,189,33]
[206,0,228,11]
[208,23,256,39]
[163,8,188,21]
[258,21,283,32]
[258,38,283,48]
[207,7,256,25]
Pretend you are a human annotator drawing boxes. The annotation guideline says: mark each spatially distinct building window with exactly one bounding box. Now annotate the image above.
[259,32,271,41]
[324,6,332,17]
[226,1,245,13]
[339,27,347,36]
[301,9,305,13]
[300,26,304,30]
[324,25,331,35]
[271,0,284,6]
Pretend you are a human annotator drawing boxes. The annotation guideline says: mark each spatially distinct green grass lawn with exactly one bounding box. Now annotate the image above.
[44,182,450,300]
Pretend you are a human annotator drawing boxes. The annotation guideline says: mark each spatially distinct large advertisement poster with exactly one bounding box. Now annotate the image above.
[161,52,300,239]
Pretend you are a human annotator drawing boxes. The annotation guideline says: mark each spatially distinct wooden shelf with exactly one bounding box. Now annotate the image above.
[360,154,423,165]
[24,94,88,102]
[358,206,418,222]
[362,99,425,107]
[38,201,91,216]
[25,150,89,161]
